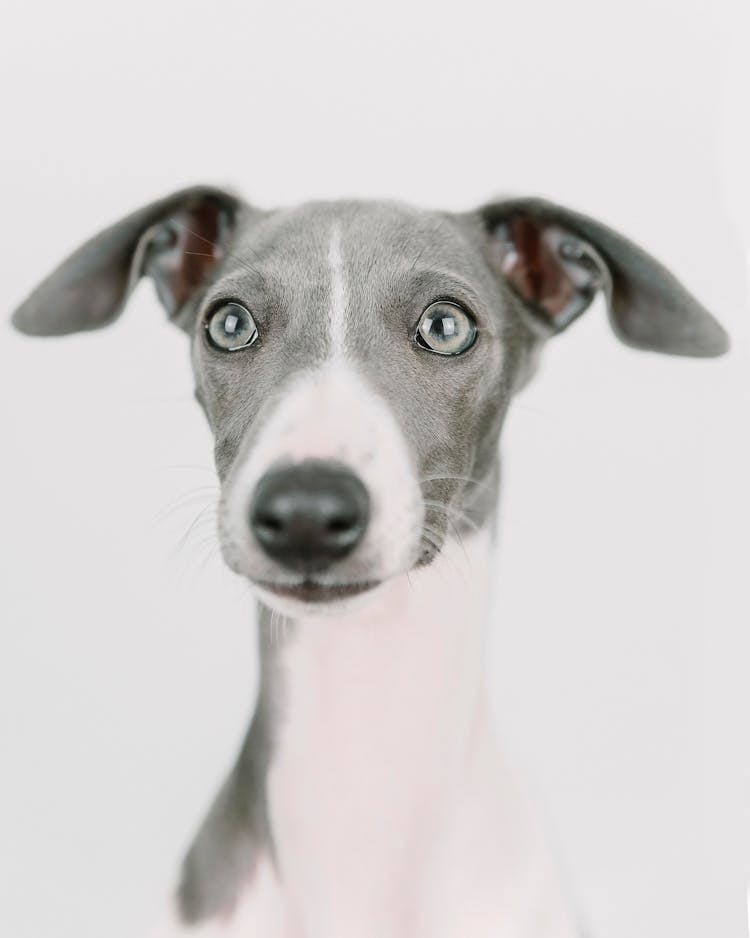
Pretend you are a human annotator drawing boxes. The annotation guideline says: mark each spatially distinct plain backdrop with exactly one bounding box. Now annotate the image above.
[1,2,749,937]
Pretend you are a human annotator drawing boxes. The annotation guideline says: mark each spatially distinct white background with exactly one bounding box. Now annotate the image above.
[1,2,749,937]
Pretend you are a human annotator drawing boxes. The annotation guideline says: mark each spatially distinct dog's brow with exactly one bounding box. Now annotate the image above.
[408,216,448,272]
[400,266,497,332]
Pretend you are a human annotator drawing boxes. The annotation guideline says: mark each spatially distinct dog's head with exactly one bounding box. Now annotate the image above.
[12,187,728,615]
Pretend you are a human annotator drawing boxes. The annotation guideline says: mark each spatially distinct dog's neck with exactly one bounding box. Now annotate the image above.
[260,528,505,934]
[176,520,576,936]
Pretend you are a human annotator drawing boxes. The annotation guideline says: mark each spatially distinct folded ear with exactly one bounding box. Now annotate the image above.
[480,197,729,357]
[12,185,240,336]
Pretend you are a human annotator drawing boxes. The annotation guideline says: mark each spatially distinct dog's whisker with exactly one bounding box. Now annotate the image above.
[422,505,480,571]
[419,473,494,494]
[153,481,219,509]
[166,524,222,584]
[421,520,462,563]
[183,250,265,281]
[191,530,222,551]
[440,516,471,563]
[420,518,473,581]
[173,503,219,557]
[189,514,221,531]
[194,544,223,575]
[153,492,219,525]
[418,532,465,583]
[187,542,223,579]
[422,498,481,534]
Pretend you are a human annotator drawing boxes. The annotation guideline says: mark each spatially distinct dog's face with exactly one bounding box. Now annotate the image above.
[193,201,532,613]
[12,188,728,616]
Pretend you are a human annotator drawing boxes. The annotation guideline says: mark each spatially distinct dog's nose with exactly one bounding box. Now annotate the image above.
[250,461,370,573]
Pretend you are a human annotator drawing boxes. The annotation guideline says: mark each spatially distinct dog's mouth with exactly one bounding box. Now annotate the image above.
[255,579,381,603]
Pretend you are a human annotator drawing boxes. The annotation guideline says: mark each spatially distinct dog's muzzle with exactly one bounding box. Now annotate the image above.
[249,460,370,574]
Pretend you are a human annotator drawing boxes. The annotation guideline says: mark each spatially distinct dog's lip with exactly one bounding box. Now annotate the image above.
[255,579,380,602]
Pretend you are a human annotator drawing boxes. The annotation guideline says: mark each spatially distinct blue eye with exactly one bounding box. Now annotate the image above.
[416,302,477,355]
[206,302,258,351]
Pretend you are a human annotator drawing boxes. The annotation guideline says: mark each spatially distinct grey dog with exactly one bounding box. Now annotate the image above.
[12,187,728,938]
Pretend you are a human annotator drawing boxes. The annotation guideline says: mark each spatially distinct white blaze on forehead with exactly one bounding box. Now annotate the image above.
[328,222,348,355]
[222,360,424,585]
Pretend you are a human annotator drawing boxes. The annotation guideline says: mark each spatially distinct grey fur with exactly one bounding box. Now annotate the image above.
[10,186,729,923]
[177,606,283,923]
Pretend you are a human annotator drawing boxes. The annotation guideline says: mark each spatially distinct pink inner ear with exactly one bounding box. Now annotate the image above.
[492,216,589,328]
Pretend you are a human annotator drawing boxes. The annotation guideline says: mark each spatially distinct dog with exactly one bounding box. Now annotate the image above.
[12,187,729,937]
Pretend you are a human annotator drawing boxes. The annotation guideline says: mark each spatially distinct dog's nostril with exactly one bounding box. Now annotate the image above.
[327,515,356,534]
[255,512,284,534]
[249,461,370,574]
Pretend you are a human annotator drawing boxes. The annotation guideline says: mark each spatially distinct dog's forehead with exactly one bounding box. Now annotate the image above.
[231,199,483,283]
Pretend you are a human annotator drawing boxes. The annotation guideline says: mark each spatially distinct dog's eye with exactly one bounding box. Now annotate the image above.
[205,302,258,351]
[415,302,476,356]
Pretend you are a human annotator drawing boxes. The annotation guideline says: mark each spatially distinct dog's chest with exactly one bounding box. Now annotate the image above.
[262,537,496,933]
[155,535,578,937]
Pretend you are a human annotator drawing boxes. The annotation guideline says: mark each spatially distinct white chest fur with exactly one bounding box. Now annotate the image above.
[155,532,578,938]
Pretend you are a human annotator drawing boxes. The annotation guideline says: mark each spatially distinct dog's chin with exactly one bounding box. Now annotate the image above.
[252,578,384,618]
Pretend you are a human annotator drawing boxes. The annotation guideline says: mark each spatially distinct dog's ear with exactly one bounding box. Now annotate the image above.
[480,197,729,357]
[12,186,240,336]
